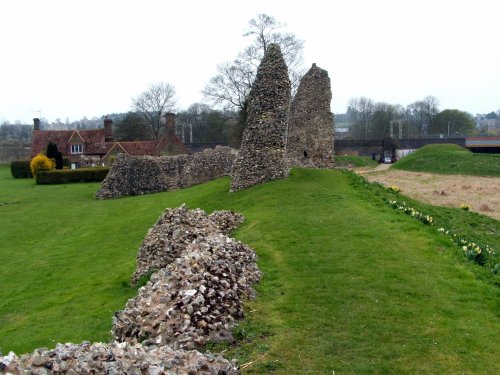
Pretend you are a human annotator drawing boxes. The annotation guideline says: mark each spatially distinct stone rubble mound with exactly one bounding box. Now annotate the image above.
[209,210,245,235]
[114,233,261,350]
[230,43,291,191]
[131,205,245,285]
[1,206,256,375]
[0,341,238,375]
[96,146,237,199]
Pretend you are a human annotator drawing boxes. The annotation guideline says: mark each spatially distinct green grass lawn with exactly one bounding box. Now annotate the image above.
[393,144,500,176]
[0,164,499,374]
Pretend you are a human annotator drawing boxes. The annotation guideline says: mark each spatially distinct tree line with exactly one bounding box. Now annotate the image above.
[344,95,494,140]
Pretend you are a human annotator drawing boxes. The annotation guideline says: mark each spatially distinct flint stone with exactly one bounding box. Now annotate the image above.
[131,205,245,285]
[230,43,291,191]
[96,146,237,199]
[287,63,334,168]
[0,342,239,375]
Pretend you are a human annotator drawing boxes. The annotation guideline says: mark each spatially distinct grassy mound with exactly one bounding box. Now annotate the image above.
[393,144,500,176]
[0,165,499,374]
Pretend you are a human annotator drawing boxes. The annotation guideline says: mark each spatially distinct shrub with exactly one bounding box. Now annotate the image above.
[10,160,33,178]
[30,153,55,177]
[36,167,109,184]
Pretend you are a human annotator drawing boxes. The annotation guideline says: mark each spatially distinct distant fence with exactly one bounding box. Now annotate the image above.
[0,141,31,162]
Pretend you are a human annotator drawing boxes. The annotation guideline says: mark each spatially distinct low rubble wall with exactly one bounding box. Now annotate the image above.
[96,146,237,199]
[1,205,259,375]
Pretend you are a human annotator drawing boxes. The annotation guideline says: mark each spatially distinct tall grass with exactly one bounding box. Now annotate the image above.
[0,165,498,374]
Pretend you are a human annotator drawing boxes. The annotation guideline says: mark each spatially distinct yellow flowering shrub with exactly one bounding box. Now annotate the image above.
[30,153,55,177]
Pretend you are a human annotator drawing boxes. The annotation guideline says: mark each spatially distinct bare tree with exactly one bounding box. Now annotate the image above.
[132,82,176,140]
[348,97,375,140]
[202,61,253,110]
[203,14,305,112]
[405,95,439,136]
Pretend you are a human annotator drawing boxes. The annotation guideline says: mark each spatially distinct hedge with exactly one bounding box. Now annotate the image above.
[10,160,33,178]
[36,167,109,184]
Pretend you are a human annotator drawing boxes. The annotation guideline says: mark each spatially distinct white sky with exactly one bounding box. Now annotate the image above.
[1,0,499,123]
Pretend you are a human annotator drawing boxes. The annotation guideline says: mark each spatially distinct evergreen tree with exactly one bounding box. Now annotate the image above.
[46,142,64,169]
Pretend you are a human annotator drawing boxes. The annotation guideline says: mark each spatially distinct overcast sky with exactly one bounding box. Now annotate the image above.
[1,0,499,123]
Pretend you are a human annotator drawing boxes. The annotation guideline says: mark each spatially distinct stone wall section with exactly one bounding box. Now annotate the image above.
[96,146,237,199]
[287,63,334,168]
[230,44,291,191]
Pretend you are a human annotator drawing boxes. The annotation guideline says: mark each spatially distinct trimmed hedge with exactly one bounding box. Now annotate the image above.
[10,160,33,178]
[36,167,109,184]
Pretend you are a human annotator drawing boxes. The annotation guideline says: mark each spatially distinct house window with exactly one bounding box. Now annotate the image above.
[71,144,83,154]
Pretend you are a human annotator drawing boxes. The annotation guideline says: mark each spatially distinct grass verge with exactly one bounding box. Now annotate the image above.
[0,165,498,374]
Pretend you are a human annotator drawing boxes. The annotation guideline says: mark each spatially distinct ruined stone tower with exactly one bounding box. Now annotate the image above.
[230,44,291,192]
[287,63,334,168]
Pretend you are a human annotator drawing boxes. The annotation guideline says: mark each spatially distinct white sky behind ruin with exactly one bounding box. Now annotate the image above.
[1,0,499,123]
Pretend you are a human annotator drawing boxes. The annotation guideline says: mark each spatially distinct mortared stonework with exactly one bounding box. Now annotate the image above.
[287,63,334,168]
[230,44,291,191]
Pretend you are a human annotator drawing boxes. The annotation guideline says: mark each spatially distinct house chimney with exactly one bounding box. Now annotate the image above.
[104,116,113,142]
[164,112,175,138]
[33,118,40,131]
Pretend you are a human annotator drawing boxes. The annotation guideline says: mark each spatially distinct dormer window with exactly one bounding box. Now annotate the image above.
[71,144,83,154]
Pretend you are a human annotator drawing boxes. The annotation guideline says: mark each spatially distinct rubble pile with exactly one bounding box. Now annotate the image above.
[1,206,258,374]
[0,341,239,375]
[131,205,245,285]
[114,233,261,350]
[208,210,245,235]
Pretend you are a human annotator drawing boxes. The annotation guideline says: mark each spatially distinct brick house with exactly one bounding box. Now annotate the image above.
[31,113,188,168]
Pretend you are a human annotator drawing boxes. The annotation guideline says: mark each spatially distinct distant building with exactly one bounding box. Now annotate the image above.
[31,113,188,169]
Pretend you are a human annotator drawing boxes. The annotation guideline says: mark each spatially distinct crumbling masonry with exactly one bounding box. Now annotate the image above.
[95,146,237,199]
[287,63,334,168]
[230,43,291,191]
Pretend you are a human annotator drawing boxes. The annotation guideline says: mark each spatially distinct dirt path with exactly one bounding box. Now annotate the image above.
[356,163,391,174]
[360,168,500,220]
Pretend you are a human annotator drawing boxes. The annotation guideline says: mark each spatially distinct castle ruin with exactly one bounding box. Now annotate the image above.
[287,63,334,168]
[230,44,291,192]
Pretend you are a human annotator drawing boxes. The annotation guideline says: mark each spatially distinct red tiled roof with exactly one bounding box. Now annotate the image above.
[155,134,190,154]
[119,141,161,156]
[32,127,190,160]
[78,129,108,154]
[31,130,72,157]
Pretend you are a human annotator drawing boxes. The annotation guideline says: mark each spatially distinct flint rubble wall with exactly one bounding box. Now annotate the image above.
[96,146,237,199]
[1,205,258,375]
